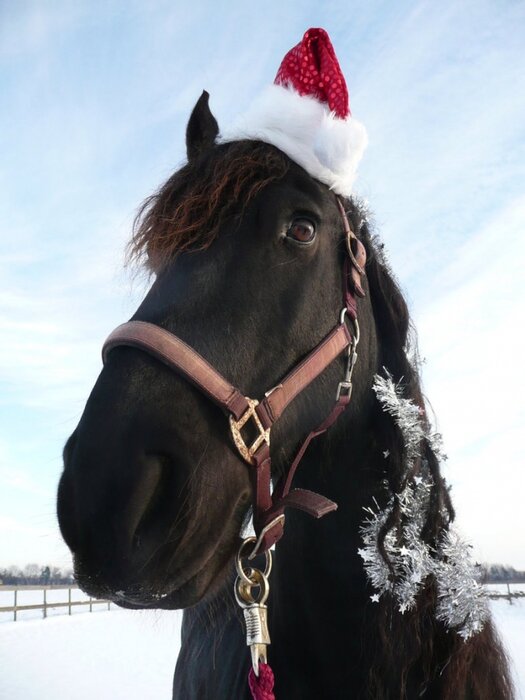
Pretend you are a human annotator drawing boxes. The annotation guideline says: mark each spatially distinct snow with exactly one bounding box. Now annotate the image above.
[491,598,525,699]
[0,595,523,699]
[0,608,182,700]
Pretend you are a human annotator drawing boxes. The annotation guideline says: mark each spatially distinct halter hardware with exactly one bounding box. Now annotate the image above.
[229,399,271,465]
[248,514,286,559]
[336,314,360,401]
[235,535,273,677]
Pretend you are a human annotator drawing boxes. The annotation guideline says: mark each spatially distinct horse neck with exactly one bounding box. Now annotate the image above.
[269,415,382,686]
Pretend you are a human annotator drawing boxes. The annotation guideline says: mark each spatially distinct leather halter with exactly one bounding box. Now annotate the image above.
[102,198,367,555]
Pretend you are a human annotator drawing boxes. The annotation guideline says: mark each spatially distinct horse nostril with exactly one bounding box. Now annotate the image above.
[127,454,181,555]
[124,455,164,549]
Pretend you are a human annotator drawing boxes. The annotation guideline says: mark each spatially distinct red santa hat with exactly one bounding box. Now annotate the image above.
[220,28,367,196]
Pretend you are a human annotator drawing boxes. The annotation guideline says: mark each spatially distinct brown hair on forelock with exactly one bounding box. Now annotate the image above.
[127,141,290,272]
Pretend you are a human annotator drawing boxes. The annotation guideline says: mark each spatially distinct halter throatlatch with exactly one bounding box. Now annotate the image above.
[102,197,366,555]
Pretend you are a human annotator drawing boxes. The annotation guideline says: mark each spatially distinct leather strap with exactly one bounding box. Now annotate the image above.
[103,320,353,430]
[253,394,351,551]
[258,324,351,426]
[103,321,250,421]
[337,198,366,302]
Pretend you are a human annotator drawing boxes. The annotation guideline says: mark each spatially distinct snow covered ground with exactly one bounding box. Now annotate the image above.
[0,592,523,699]
[0,607,182,700]
[491,599,525,698]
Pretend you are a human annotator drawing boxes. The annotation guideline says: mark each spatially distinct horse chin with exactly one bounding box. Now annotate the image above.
[119,552,237,610]
[98,543,237,610]
[73,498,247,610]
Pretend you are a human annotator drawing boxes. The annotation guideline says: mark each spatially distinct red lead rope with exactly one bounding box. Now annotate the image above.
[249,664,276,700]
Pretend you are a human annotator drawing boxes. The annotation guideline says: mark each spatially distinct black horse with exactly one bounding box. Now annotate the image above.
[57,92,513,698]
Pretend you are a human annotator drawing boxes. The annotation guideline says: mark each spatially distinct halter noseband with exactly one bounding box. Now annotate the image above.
[102,198,366,555]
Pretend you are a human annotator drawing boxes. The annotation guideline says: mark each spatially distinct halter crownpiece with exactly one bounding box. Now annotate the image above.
[220,28,368,196]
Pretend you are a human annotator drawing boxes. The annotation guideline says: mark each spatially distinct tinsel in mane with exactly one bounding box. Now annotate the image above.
[360,372,488,639]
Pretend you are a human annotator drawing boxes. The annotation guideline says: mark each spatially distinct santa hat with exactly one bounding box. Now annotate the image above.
[220,28,367,196]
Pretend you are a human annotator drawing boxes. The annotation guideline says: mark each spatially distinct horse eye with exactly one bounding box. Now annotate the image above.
[286,219,316,245]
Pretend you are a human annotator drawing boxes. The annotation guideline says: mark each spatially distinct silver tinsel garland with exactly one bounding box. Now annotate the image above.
[358,372,489,640]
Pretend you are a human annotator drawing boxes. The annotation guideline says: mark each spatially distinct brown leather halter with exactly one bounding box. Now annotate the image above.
[102,198,366,555]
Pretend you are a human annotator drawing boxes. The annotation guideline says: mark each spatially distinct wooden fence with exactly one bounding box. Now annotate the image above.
[2,583,522,623]
[0,585,111,621]
[485,583,525,604]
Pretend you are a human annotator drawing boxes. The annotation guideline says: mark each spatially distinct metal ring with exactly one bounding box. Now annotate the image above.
[339,308,360,347]
[235,537,272,584]
[353,318,361,346]
[235,569,270,607]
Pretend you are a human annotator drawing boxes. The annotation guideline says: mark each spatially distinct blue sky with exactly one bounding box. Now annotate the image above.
[1,1,524,570]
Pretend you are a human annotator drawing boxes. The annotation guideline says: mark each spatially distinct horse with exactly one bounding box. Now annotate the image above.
[57,91,513,699]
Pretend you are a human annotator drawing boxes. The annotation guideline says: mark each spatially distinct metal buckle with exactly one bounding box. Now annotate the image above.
[336,380,353,401]
[336,312,360,401]
[248,515,286,559]
[229,398,270,465]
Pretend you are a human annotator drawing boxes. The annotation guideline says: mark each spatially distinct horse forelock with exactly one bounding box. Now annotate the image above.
[127,141,290,273]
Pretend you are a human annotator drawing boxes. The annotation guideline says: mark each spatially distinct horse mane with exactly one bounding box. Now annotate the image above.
[344,202,454,550]
[130,141,513,697]
[345,202,513,698]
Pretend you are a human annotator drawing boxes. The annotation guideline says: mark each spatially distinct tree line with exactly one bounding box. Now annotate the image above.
[480,564,525,583]
[2,562,524,586]
[0,564,74,585]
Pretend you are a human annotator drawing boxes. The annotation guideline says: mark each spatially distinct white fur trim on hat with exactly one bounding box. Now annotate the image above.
[219,84,367,196]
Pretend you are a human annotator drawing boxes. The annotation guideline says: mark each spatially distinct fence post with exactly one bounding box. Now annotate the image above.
[507,582,513,605]
[43,587,47,619]
[14,588,17,622]
[89,597,93,612]
[68,587,72,615]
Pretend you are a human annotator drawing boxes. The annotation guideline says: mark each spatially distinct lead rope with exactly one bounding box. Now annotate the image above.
[248,664,275,700]
[234,538,276,700]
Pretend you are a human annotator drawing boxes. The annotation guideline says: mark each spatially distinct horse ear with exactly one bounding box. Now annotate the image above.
[186,90,219,161]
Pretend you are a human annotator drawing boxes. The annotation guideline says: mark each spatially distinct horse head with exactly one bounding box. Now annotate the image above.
[57,90,379,609]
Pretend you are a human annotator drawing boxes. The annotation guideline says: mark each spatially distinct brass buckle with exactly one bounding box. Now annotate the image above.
[229,398,270,465]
